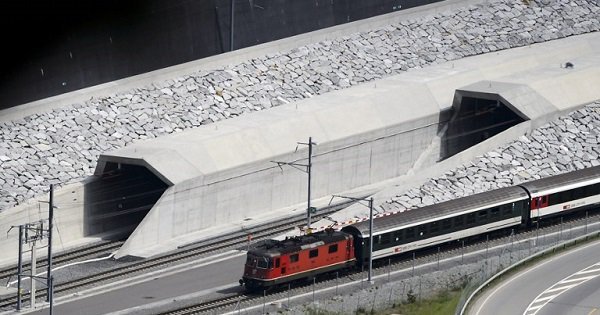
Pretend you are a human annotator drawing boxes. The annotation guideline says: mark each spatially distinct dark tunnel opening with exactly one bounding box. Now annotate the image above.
[441,95,526,160]
[83,163,168,240]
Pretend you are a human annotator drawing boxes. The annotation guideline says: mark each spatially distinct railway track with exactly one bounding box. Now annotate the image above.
[0,240,124,283]
[0,200,355,310]
[157,209,600,315]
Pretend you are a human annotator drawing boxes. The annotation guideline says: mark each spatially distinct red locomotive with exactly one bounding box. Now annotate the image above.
[240,166,600,292]
[239,229,355,291]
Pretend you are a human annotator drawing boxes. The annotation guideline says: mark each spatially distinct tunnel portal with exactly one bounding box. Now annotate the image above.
[83,163,168,239]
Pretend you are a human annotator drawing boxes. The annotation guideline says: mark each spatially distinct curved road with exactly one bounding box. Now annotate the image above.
[471,239,600,315]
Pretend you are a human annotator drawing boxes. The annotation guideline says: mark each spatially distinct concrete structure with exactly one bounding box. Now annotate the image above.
[100,76,442,258]
[0,31,598,264]
[1,31,598,265]
[109,32,600,258]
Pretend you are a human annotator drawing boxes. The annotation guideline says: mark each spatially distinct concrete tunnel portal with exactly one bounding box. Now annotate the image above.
[86,87,527,245]
[84,163,168,239]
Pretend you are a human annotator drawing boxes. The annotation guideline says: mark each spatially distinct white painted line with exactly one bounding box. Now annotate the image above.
[473,240,600,315]
[545,283,578,293]
[574,267,600,275]
[523,259,600,315]
[557,274,597,284]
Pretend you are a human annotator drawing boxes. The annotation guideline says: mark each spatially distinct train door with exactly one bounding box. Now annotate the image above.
[346,237,354,261]
[531,196,549,220]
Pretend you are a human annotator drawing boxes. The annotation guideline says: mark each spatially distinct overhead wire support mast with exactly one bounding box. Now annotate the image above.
[329,195,375,283]
[271,137,317,230]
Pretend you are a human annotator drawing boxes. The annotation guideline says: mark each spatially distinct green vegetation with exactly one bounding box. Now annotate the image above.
[386,289,461,315]
[301,289,462,315]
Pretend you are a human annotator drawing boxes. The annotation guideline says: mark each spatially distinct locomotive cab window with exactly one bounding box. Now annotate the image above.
[328,244,338,253]
[290,254,299,263]
[309,249,319,258]
[257,257,269,269]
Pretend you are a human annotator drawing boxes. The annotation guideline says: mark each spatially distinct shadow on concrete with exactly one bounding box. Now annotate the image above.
[440,90,527,160]
[83,164,168,240]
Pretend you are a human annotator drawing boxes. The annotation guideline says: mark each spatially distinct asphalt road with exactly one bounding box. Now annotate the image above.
[471,239,600,315]
[24,251,246,315]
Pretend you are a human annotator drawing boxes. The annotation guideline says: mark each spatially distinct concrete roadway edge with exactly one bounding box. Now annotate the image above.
[459,229,600,315]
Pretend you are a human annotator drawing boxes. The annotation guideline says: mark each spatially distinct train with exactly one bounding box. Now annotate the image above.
[239,165,600,291]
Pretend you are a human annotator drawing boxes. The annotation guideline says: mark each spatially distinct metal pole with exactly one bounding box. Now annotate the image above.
[263,290,266,314]
[31,240,37,309]
[461,240,465,265]
[336,272,339,295]
[412,252,415,277]
[312,277,316,304]
[437,247,440,271]
[49,276,53,315]
[17,225,23,311]
[307,137,313,229]
[46,184,53,302]
[229,0,235,51]
[368,197,374,283]
[585,211,588,234]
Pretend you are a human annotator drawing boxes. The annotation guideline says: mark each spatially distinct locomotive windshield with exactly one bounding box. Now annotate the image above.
[246,254,270,269]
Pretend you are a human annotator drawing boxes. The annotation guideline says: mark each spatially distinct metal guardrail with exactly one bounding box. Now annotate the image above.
[458,230,600,315]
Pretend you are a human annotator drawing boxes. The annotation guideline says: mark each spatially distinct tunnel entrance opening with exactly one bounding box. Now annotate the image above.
[441,94,527,160]
[83,163,168,240]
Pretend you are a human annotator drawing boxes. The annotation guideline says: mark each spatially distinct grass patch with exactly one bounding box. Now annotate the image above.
[387,289,462,315]
[302,289,462,315]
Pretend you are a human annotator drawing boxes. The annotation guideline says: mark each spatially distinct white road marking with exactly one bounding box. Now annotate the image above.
[473,240,600,315]
[523,260,600,315]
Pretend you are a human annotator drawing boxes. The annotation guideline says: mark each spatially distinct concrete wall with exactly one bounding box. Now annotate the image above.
[115,99,440,258]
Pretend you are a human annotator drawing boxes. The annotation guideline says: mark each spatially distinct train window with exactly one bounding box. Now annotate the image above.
[454,216,464,227]
[573,187,585,200]
[246,256,257,267]
[502,205,512,215]
[561,191,572,203]
[405,227,415,240]
[466,213,476,225]
[275,258,280,268]
[309,249,319,258]
[290,254,299,263]
[477,210,488,221]
[418,225,427,237]
[380,233,391,244]
[329,244,338,253]
[442,219,452,230]
[430,221,439,233]
[257,257,269,269]
[592,183,600,195]
[490,207,500,218]
[549,193,560,206]
[393,231,402,242]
